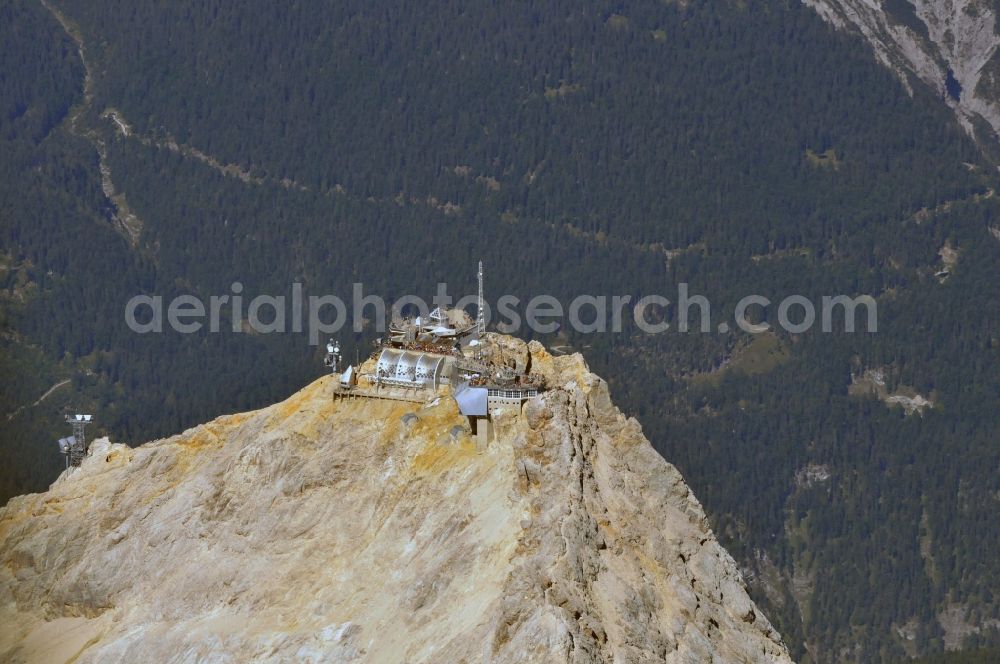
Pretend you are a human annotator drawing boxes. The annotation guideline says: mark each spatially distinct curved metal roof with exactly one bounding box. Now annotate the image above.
[376,348,402,378]
[415,353,443,383]
[376,349,444,387]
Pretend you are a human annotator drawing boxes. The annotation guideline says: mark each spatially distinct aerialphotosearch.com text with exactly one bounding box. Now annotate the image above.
[124,282,877,344]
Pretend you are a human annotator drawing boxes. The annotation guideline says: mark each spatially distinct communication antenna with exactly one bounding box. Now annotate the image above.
[324,338,341,373]
[59,413,93,468]
[476,260,485,358]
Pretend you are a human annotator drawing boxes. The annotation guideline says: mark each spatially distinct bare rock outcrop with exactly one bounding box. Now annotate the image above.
[0,340,791,663]
[803,0,1000,151]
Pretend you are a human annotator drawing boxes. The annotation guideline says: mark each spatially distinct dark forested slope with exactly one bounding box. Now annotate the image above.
[2,1,998,661]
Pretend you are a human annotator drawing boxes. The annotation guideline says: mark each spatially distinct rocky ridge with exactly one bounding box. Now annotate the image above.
[803,0,1000,151]
[0,338,791,663]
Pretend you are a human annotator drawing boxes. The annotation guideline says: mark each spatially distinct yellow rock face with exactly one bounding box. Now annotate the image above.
[0,341,791,663]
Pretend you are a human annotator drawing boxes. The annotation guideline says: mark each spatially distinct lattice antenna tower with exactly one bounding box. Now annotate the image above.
[58,413,92,468]
[476,261,486,359]
[324,338,341,373]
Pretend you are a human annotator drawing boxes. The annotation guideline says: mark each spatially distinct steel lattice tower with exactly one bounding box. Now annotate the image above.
[476,261,485,353]
[63,414,92,467]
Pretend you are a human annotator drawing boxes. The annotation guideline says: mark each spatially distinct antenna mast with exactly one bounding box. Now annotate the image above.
[324,338,341,373]
[476,260,485,357]
[59,413,92,468]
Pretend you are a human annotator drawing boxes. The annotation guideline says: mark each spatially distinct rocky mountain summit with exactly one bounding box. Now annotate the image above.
[803,0,1000,151]
[0,338,791,663]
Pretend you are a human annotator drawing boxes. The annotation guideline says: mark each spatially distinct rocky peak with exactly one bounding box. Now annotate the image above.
[0,338,791,663]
